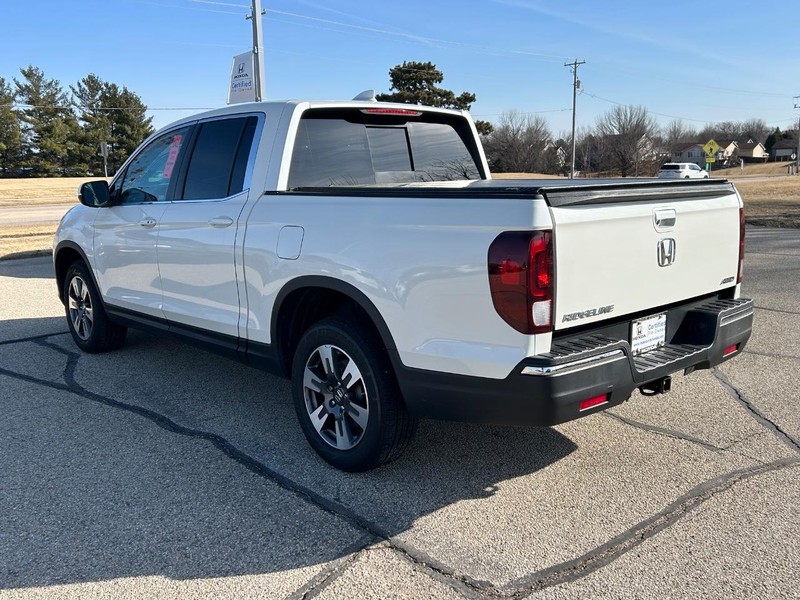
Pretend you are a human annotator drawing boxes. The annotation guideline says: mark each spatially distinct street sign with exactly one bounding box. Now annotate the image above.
[705,157,716,163]
[703,139,721,157]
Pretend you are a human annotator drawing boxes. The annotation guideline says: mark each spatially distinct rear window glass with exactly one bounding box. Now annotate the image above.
[182,116,257,200]
[660,164,679,170]
[288,111,481,188]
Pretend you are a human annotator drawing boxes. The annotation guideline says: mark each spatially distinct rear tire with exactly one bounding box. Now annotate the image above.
[291,317,416,471]
[64,261,127,353]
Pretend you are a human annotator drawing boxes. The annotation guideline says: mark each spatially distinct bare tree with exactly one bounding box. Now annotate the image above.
[661,119,697,153]
[483,110,552,173]
[595,105,658,176]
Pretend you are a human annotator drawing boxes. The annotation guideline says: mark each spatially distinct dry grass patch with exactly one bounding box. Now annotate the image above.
[0,177,96,207]
[0,223,57,260]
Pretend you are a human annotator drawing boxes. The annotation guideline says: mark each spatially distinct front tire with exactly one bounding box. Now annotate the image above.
[291,318,416,472]
[64,261,127,353]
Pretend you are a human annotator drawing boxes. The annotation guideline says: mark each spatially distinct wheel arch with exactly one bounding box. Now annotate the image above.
[270,276,399,379]
[54,241,96,305]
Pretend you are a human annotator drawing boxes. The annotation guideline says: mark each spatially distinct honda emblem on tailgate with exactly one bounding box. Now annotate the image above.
[657,238,676,267]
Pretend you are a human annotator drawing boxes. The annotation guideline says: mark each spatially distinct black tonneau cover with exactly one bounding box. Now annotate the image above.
[288,178,735,207]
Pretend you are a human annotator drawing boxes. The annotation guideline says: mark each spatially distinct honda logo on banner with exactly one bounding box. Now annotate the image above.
[228,51,256,104]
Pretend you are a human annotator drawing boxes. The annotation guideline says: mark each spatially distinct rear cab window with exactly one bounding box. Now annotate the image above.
[178,115,258,201]
[288,108,483,188]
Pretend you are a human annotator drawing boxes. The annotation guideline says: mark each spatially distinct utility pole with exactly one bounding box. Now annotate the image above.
[794,96,800,175]
[246,0,266,101]
[565,59,585,179]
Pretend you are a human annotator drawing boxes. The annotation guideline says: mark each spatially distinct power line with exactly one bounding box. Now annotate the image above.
[579,89,797,128]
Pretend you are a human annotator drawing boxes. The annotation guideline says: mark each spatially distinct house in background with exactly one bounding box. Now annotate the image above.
[715,140,739,162]
[671,143,706,167]
[736,142,769,162]
[772,138,798,161]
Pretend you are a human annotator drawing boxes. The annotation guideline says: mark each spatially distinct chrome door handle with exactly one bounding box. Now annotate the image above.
[208,216,234,228]
[138,218,157,228]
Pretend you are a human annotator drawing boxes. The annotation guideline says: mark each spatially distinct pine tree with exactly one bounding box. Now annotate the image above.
[377,61,493,135]
[72,73,112,175]
[14,66,83,176]
[100,83,154,174]
[0,77,23,176]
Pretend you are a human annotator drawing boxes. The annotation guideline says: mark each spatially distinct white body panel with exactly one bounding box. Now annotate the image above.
[550,192,741,329]
[242,194,553,379]
[157,193,251,337]
[92,203,167,317]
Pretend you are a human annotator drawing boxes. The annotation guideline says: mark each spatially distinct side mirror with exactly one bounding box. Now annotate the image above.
[78,180,111,207]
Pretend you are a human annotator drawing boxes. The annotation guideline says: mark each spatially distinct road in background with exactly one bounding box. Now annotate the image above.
[0,204,73,226]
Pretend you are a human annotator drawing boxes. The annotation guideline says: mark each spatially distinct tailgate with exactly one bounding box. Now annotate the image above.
[541,181,741,330]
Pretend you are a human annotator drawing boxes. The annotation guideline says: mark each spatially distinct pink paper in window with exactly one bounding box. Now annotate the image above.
[162,134,183,178]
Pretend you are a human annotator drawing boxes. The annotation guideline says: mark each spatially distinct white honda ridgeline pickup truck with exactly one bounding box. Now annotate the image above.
[54,97,753,471]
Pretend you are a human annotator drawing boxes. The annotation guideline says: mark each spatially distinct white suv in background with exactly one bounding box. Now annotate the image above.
[658,162,709,179]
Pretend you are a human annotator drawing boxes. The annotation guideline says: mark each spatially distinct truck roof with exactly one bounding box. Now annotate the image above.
[154,100,469,135]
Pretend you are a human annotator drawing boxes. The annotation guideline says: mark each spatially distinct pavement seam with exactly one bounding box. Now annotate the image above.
[386,543,498,600]
[743,349,800,361]
[0,330,68,346]
[603,411,725,452]
[506,458,800,597]
[712,367,800,455]
[753,305,800,316]
[21,338,498,598]
[605,412,782,466]
[282,540,371,600]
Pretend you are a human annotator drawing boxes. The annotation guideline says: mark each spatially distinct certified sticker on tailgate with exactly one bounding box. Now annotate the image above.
[631,313,667,355]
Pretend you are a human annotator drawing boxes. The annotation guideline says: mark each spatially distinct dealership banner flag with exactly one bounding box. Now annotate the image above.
[228,52,256,104]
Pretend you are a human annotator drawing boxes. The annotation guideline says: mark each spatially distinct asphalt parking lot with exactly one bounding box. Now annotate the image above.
[1,226,798,599]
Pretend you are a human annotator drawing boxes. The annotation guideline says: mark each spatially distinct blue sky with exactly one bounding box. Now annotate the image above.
[2,0,798,135]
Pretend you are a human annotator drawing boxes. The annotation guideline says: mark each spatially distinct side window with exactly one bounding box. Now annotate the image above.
[180,116,257,200]
[118,127,191,204]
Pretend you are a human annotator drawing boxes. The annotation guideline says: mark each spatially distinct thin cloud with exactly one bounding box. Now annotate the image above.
[492,0,745,68]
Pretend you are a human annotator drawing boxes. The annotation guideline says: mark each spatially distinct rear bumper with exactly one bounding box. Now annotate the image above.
[396,297,753,426]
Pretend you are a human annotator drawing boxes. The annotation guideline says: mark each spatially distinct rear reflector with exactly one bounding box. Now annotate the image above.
[579,394,609,412]
[723,344,739,357]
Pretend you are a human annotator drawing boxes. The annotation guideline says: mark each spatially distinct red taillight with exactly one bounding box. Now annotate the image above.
[579,394,609,412]
[737,206,745,284]
[488,230,554,334]
[723,344,739,357]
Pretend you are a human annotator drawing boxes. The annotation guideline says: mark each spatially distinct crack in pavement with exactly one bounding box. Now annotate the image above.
[283,540,373,600]
[713,367,800,455]
[604,413,779,466]
[744,349,800,361]
[754,305,800,316]
[2,334,796,598]
[508,458,800,598]
[0,330,68,346]
[604,411,726,453]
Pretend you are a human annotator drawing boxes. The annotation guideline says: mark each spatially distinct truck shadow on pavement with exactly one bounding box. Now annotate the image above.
[0,323,577,590]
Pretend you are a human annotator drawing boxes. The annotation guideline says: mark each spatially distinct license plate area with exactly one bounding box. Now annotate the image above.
[631,313,667,355]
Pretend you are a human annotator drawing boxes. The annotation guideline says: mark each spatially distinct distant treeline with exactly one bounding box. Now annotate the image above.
[0,66,154,177]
